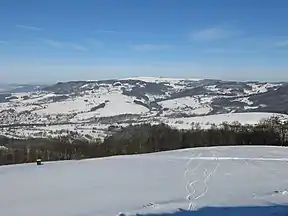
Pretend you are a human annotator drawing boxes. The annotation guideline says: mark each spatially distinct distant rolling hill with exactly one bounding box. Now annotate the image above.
[0,77,287,139]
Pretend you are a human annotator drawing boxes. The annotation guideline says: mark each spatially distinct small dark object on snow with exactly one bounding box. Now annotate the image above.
[36,159,42,166]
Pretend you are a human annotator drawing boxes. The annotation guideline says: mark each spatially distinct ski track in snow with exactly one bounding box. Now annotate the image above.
[184,151,220,211]
[184,153,202,210]
[157,156,288,162]
[154,148,288,213]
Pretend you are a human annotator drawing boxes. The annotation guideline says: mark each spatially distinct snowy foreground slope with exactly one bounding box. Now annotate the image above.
[1,146,288,216]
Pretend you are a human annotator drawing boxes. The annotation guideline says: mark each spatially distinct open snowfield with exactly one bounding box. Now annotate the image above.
[32,92,149,117]
[1,146,288,216]
[164,112,288,130]
[158,97,212,116]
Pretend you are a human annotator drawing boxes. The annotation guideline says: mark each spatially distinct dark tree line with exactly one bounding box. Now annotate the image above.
[0,116,287,166]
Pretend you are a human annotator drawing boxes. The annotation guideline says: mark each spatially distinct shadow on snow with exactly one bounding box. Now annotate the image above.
[137,205,288,216]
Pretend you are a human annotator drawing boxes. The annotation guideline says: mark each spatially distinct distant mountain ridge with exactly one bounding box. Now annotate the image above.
[0,83,46,93]
[40,77,288,114]
[0,77,287,140]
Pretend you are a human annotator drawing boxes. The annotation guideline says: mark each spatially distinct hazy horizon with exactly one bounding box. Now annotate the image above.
[1,75,287,86]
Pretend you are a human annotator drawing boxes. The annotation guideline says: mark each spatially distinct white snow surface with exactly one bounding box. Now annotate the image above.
[163,112,288,130]
[159,97,201,110]
[245,83,281,94]
[1,146,288,216]
[159,97,212,116]
[33,92,148,116]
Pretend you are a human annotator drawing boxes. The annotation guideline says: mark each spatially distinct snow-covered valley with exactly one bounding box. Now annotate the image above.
[1,146,288,216]
[0,77,288,140]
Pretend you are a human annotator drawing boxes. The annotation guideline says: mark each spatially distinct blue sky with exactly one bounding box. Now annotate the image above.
[0,0,288,83]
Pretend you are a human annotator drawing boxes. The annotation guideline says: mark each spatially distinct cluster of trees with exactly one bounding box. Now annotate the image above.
[0,116,287,166]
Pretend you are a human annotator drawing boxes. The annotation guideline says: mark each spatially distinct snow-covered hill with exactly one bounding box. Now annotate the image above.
[1,146,288,216]
[0,77,288,139]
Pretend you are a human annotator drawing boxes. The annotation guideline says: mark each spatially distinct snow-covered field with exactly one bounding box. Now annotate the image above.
[245,83,281,94]
[162,112,288,130]
[2,123,108,140]
[1,146,288,216]
[158,97,212,116]
[0,112,287,140]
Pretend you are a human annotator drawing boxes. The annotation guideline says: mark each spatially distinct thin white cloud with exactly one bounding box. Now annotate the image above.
[190,27,240,41]
[16,24,43,31]
[68,43,88,51]
[86,38,104,46]
[41,39,88,51]
[133,44,173,51]
[95,29,139,34]
[275,40,288,47]
[95,29,118,33]
[41,39,63,48]
[203,48,255,54]
[0,40,7,45]
[95,29,158,36]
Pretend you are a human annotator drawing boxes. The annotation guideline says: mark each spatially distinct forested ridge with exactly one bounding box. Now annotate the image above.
[0,116,288,166]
